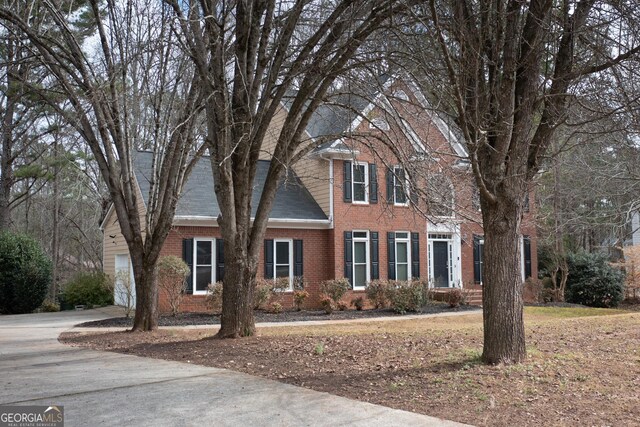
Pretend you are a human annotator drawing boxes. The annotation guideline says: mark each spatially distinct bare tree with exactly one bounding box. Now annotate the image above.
[409,0,640,363]
[0,0,206,330]
[166,0,414,338]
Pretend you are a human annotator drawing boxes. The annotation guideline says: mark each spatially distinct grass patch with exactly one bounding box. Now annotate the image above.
[524,306,625,318]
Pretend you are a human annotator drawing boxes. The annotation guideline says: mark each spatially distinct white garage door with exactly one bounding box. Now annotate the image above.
[114,254,136,308]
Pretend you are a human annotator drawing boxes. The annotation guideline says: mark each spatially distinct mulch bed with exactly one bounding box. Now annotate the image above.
[76,303,480,328]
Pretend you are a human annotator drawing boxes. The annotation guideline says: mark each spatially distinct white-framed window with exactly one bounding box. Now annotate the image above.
[273,239,294,289]
[393,166,409,206]
[352,162,369,204]
[394,232,411,281]
[352,230,370,289]
[193,238,215,295]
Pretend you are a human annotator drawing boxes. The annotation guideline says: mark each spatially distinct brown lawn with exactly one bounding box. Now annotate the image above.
[61,307,640,426]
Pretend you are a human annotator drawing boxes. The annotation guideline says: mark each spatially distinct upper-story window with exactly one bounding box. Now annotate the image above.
[393,166,409,206]
[352,162,369,204]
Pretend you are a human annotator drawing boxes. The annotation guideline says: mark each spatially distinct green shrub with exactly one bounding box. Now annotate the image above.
[386,280,424,314]
[365,279,389,308]
[320,278,350,305]
[40,299,60,312]
[62,272,113,307]
[565,252,625,308]
[0,231,52,314]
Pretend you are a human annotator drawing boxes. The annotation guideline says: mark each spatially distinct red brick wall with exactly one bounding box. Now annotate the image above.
[157,226,331,313]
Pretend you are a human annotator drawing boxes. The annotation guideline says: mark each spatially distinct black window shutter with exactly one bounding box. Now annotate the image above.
[473,235,482,284]
[344,231,353,286]
[523,193,530,212]
[264,239,274,279]
[369,164,378,203]
[411,232,420,279]
[386,167,394,203]
[409,181,418,206]
[523,236,532,279]
[343,161,352,202]
[182,238,194,294]
[387,232,396,280]
[293,239,303,277]
[370,231,379,280]
[216,239,225,282]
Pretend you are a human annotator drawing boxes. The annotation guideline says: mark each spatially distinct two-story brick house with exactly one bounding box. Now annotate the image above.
[100,79,537,312]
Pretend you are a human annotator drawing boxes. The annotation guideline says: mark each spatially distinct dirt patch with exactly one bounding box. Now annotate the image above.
[76,303,480,328]
[61,309,640,427]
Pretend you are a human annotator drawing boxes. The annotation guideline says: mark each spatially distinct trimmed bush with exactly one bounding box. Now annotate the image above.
[351,296,365,311]
[446,288,463,308]
[320,296,335,314]
[320,278,350,305]
[386,280,424,314]
[206,282,223,314]
[158,256,190,316]
[365,279,390,308]
[565,252,625,308]
[293,290,309,311]
[253,278,273,310]
[0,231,52,314]
[40,299,60,312]
[62,272,113,308]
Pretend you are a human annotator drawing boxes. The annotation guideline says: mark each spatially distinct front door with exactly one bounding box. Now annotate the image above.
[432,241,449,287]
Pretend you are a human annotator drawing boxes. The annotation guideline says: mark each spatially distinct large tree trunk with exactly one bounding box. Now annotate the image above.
[217,252,257,338]
[481,198,526,364]
[131,253,159,332]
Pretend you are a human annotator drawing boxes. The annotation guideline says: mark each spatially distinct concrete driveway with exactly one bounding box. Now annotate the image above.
[0,308,469,427]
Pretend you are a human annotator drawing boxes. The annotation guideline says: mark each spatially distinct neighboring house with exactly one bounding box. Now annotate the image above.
[100,80,537,312]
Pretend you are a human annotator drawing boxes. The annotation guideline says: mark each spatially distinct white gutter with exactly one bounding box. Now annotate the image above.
[172,215,332,229]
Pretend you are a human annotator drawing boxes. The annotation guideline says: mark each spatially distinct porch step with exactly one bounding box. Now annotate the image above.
[430,289,483,306]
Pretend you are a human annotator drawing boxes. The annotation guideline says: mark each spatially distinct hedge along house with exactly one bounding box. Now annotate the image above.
[101,78,537,312]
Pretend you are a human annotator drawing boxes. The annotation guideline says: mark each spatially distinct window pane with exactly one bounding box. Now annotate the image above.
[397,264,408,281]
[196,241,212,265]
[353,164,365,183]
[195,266,211,291]
[275,241,289,265]
[395,232,408,239]
[353,183,366,201]
[353,231,368,238]
[275,265,290,278]
[396,242,408,263]
[395,184,407,203]
[354,241,366,263]
[354,265,367,288]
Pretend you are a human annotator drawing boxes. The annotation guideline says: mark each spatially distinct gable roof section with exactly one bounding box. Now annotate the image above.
[133,151,327,221]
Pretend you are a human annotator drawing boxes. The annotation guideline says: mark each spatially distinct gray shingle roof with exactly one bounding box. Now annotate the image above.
[134,152,327,221]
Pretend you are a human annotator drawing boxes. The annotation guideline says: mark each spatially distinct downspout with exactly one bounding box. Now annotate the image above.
[329,158,334,229]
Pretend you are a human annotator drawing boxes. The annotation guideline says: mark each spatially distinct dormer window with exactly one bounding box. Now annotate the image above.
[393,90,409,101]
[369,117,390,131]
